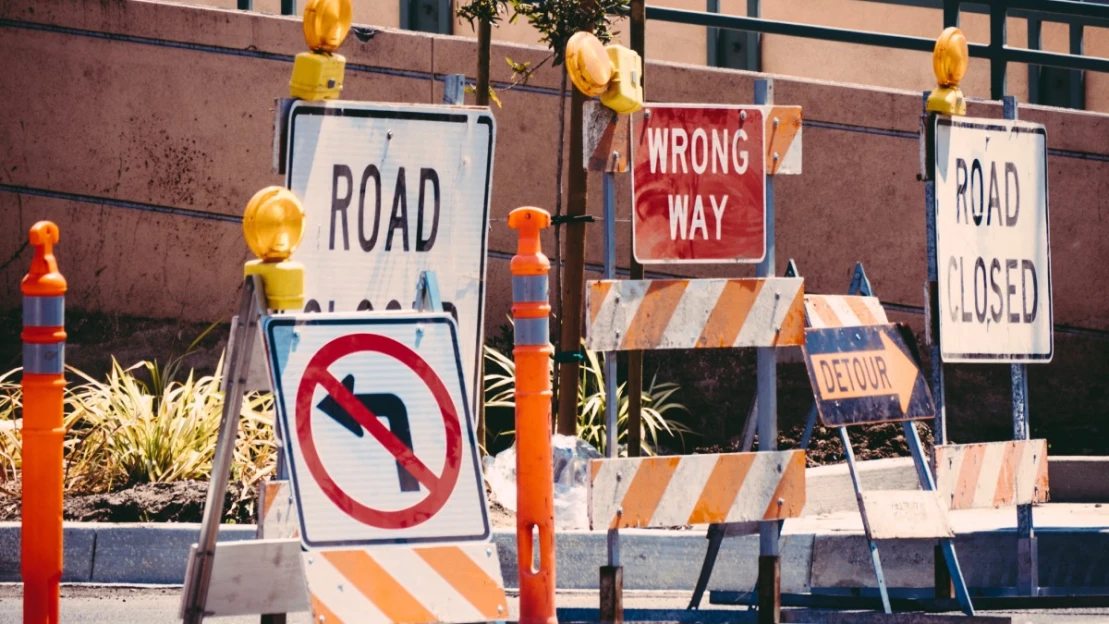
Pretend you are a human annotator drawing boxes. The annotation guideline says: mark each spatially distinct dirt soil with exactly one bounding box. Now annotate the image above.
[0,480,255,524]
[695,421,936,467]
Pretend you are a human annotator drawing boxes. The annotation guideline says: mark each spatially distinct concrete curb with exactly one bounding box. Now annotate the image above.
[2,522,1107,592]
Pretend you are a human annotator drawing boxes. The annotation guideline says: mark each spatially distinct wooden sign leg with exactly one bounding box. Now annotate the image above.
[182,276,266,624]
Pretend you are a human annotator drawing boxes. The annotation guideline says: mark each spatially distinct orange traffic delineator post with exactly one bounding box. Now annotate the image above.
[21,221,67,624]
[508,207,557,624]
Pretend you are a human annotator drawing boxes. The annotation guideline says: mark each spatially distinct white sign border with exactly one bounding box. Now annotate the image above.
[263,312,491,549]
[933,116,1054,363]
[632,103,769,266]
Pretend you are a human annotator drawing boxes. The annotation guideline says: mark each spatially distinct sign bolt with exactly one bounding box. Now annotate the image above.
[740,110,747,121]
[498,605,505,614]
[773,117,780,129]
[774,290,780,300]
[773,152,780,162]
[616,472,623,481]
[319,616,326,623]
[778,498,785,507]
[645,109,651,118]
[617,507,624,516]
[487,547,494,557]
[387,130,393,140]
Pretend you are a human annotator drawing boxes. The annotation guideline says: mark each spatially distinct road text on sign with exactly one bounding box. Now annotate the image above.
[263,314,489,548]
[933,117,1052,362]
[803,324,935,427]
[285,101,495,415]
[633,105,766,264]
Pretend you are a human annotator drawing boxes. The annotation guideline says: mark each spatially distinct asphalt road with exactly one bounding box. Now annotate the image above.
[2,585,1109,623]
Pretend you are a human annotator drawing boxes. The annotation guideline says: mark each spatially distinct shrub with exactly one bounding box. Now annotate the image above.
[484,342,693,456]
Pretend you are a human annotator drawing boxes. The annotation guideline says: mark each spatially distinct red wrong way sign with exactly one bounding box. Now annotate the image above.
[634,105,766,264]
[263,314,489,548]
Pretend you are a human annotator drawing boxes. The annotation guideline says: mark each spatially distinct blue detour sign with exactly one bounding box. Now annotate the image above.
[803,323,935,427]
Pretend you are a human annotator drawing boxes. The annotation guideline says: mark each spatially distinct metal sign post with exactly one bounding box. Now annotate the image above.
[1003,94,1038,597]
[753,78,781,623]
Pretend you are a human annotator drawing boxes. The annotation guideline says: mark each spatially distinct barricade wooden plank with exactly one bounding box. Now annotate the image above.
[934,440,1049,510]
[258,479,299,539]
[585,277,804,352]
[588,450,806,529]
[859,491,954,539]
[302,542,508,624]
[180,539,309,617]
[804,295,888,329]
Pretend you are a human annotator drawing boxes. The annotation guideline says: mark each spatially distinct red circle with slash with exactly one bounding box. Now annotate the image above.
[295,333,462,528]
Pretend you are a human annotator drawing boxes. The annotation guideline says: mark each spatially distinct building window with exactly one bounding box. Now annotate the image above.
[1033,66,1085,110]
[402,0,452,35]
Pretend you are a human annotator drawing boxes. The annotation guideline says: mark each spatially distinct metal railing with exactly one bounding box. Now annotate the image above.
[654,0,1109,105]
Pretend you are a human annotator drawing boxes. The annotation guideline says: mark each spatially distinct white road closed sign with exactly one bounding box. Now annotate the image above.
[285,101,495,414]
[263,314,489,548]
[934,117,1052,362]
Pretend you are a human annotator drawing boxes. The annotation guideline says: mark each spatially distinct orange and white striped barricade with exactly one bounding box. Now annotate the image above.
[583,275,805,622]
[587,450,806,621]
[934,440,1050,511]
[585,277,806,352]
[803,294,888,329]
[301,543,509,624]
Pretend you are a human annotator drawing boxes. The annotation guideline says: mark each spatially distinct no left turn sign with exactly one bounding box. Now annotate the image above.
[263,314,489,548]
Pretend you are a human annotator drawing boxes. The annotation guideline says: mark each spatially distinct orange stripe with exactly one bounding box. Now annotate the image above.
[688,453,755,524]
[619,281,688,350]
[766,106,801,175]
[323,551,436,623]
[761,451,807,519]
[952,444,986,510]
[776,286,806,346]
[591,460,603,482]
[310,592,346,624]
[589,281,614,326]
[416,546,508,619]
[995,442,1020,506]
[844,297,880,326]
[696,280,762,348]
[807,296,842,328]
[613,456,681,528]
[262,482,280,520]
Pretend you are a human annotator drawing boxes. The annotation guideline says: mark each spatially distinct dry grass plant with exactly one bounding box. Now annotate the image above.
[0,354,276,507]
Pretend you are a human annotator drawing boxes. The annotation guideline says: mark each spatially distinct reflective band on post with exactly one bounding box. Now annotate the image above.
[515,318,549,346]
[512,275,549,303]
[23,296,64,328]
[24,342,64,374]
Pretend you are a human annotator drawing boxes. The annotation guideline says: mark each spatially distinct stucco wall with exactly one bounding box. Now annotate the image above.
[2,0,1108,449]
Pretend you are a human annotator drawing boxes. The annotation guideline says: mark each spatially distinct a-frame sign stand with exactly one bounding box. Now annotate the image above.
[699,263,978,618]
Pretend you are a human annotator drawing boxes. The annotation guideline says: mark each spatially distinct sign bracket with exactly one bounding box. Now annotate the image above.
[414,270,445,313]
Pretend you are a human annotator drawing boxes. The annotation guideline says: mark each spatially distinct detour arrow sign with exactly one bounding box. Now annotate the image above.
[802,323,935,427]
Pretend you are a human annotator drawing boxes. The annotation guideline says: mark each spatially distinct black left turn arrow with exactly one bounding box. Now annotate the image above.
[316,374,420,492]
